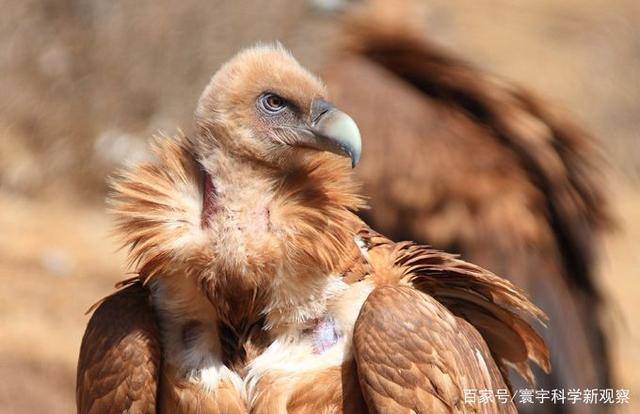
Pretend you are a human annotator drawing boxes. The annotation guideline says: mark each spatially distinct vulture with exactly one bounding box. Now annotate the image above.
[77,45,549,413]
[321,1,612,410]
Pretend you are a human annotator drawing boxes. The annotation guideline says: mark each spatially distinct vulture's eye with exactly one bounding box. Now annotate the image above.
[259,93,287,114]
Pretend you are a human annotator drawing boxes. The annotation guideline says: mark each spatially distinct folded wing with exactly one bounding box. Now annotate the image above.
[353,230,549,413]
[76,281,160,414]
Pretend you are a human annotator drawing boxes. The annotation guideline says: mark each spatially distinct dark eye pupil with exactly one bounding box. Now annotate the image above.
[259,93,287,114]
[266,95,283,109]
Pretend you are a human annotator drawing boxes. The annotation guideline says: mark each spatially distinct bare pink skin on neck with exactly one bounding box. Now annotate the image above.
[312,317,339,354]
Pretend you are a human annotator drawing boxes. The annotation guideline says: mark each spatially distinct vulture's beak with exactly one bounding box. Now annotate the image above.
[305,98,361,168]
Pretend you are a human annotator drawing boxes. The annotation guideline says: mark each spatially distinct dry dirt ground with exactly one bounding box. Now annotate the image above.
[600,181,640,413]
[0,194,124,413]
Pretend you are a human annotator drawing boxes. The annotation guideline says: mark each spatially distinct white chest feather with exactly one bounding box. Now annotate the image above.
[151,276,374,406]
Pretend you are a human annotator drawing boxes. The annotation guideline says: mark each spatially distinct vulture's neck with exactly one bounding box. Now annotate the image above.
[200,145,367,331]
[110,135,365,339]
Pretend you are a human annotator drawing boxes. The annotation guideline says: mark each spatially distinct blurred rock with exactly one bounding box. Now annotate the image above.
[40,248,73,278]
[93,129,150,168]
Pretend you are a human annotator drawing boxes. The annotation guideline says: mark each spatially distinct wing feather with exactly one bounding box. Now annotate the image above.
[76,281,160,414]
[354,229,549,392]
[354,286,517,414]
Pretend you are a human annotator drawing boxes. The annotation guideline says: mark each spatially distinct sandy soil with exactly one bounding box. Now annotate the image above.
[0,194,124,413]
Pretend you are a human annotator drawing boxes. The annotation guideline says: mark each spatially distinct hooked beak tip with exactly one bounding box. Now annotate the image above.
[308,99,362,168]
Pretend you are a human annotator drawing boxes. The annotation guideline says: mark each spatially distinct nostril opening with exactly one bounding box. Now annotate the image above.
[310,98,334,125]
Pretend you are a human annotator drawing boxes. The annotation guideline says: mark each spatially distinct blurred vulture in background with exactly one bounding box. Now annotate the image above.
[321,1,612,412]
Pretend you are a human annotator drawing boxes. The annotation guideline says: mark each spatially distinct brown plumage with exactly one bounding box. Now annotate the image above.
[77,44,548,413]
[76,282,160,413]
[321,1,611,409]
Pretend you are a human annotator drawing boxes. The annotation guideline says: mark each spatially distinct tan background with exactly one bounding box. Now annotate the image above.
[0,1,638,412]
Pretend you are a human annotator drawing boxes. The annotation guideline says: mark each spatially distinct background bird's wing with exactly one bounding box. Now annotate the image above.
[353,285,517,414]
[325,1,611,402]
[76,281,160,414]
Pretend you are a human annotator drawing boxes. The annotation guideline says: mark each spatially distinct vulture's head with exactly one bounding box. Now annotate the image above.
[193,44,361,169]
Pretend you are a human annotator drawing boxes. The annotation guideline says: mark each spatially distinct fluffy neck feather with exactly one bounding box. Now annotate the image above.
[109,133,365,330]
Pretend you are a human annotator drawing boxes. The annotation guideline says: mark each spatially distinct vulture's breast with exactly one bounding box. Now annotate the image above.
[154,276,374,413]
[244,280,374,413]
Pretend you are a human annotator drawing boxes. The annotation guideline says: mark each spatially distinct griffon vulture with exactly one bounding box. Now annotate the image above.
[321,2,611,408]
[77,45,548,413]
